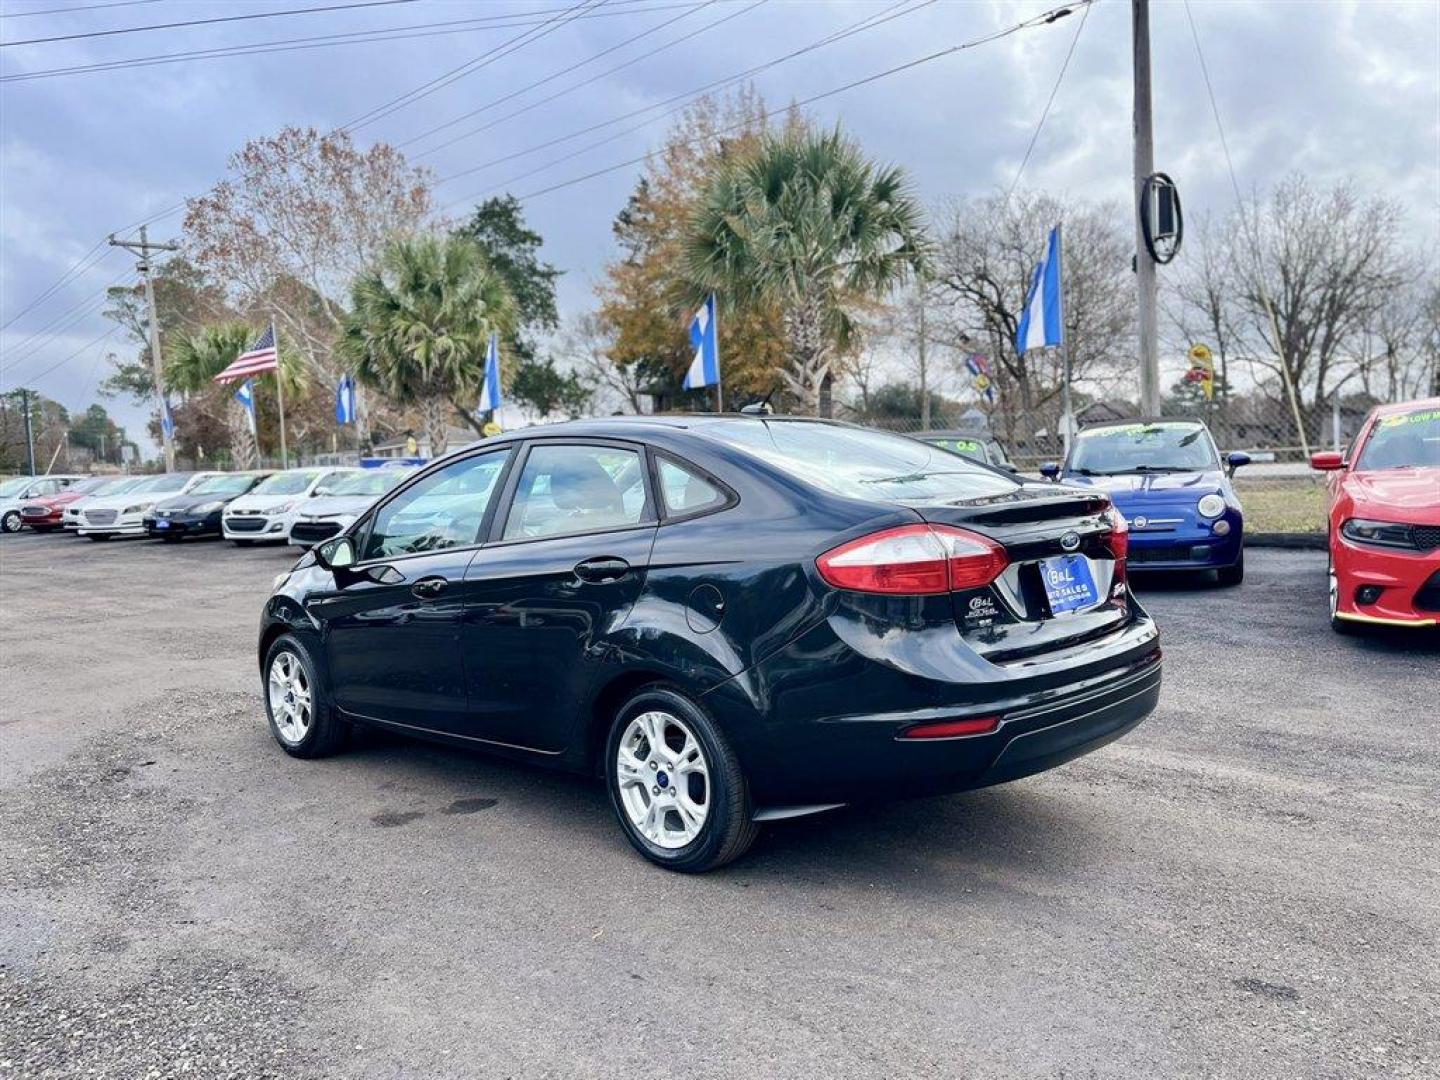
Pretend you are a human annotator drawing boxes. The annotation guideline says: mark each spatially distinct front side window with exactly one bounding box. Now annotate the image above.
[1068,422,1218,474]
[363,451,509,560]
[503,445,647,540]
[657,457,727,517]
[707,420,1015,503]
[1356,407,1440,471]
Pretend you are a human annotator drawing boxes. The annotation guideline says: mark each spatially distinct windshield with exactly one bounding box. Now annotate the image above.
[707,420,1017,503]
[253,470,320,496]
[189,473,259,496]
[132,473,190,494]
[311,469,362,495]
[1069,422,1218,474]
[324,469,411,497]
[0,477,32,496]
[1356,407,1440,471]
[93,477,142,496]
[924,436,989,464]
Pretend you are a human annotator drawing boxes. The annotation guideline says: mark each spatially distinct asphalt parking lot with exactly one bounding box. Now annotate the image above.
[1,533,1436,1079]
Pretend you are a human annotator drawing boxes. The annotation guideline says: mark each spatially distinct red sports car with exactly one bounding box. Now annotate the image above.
[1311,396,1440,632]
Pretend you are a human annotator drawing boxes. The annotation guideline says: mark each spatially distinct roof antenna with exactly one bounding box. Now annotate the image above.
[739,385,777,416]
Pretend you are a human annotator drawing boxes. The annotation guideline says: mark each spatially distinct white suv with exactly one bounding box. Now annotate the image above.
[222,466,363,545]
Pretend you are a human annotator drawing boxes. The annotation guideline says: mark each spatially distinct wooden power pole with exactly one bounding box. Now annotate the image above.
[109,225,179,471]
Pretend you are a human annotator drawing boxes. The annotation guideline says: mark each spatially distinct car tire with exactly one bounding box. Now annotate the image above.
[1,511,21,533]
[1216,551,1244,587]
[604,685,758,873]
[1327,558,1357,636]
[262,633,349,759]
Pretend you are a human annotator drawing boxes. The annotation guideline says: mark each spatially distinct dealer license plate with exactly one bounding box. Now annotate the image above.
[154,519,169,529]
[1039,554,1097,615]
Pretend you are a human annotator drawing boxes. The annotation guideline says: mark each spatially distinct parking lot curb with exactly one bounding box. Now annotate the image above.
[1247,532,1327,550]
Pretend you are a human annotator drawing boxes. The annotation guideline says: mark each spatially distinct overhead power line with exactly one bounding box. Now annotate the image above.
[1,1,704,84]
[1,324,122,392]
[399,0,726,152]
[486,0,1088,206]
[1006,0,1091,198]
[1,239,108,332]
[433,0,930,187]
[1,0,164,18]
[1,0,419,47]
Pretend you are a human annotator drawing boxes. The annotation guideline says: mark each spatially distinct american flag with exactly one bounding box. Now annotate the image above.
[213,323,279,384]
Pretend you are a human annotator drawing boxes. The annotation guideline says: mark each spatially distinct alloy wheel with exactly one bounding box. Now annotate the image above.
[267,650,313,746]
[615,710,710,850]
[1,511,20,533]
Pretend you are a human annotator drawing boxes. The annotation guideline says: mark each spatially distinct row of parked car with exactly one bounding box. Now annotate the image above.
[0,464,415,548]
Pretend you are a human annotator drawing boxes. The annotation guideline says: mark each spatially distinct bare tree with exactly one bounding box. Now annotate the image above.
[564,312,648,414]
[930,191,1134,451]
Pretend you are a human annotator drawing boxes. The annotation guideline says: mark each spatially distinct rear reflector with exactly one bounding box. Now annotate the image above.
[900,715,1001,739]
[816,524,1007,596]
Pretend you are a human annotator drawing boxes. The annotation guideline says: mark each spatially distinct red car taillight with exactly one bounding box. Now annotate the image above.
[816,524,1008,596]
[1106,507,1129,561]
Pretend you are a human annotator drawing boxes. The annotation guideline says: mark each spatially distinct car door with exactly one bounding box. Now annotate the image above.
[459,440,658,752]
[314,448,513,733]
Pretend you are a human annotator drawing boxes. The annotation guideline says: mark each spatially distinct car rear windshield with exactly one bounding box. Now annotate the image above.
[325,470,410,496]
[706,420,1017,503]
[1356,407,1440,471]
[1069,422,1217,474]
[253,470,320,496]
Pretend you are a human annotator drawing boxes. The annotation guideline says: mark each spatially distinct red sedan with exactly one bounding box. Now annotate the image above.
[17,476,114,532]
[1311,397,1440,632]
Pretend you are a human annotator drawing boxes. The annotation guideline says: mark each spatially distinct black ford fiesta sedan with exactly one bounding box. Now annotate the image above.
[259,416,1160,871]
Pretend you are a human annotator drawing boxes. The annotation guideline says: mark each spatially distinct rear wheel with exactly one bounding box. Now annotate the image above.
[1,511,21,533]
[605,686,757,873]
[264,634,348,758]
[1216,551,1244,586]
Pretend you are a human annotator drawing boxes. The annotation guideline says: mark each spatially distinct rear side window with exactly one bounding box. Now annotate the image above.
[707,420,1016,503]
[657,457,727,517]
[503,445,646,540]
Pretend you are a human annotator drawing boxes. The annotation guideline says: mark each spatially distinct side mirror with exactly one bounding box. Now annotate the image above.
[315,535,356,569]
[1226,451,1251,471]
[1309,451,1345,472]
[1039,463,1061,480]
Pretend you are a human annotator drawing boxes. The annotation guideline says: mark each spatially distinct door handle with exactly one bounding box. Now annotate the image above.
[411,576,448,599]
[574,556,630,583]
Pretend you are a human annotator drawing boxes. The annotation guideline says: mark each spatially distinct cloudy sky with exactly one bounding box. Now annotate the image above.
[2,0,1437,443]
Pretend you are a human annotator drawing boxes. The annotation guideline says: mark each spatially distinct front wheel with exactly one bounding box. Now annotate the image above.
[605,686,758,873]
[1328,558,1357,635]
[263,634,349,758]
[1,511,21,533]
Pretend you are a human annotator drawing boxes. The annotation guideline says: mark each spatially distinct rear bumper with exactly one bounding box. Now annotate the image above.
[705,612,1162,807]
[1333,536,1440,627]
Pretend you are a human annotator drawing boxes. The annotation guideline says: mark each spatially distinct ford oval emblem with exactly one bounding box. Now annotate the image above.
[1060,531,1081,552]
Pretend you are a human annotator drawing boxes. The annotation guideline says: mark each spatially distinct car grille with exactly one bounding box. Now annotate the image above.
[1415,571,1440,613]
[1412,525,1440,551]
[85,509,118,525]
[291,521,341,543]
[21,505,51,517]
[226,517,267,532]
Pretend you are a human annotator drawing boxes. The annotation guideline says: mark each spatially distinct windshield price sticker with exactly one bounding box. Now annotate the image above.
[1378,408,1440,429]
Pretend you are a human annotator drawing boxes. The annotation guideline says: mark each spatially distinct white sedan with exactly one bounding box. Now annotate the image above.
[222,466,363,545]
[1,474,85,532]
[77,471,222,540]
[287,467,415,548]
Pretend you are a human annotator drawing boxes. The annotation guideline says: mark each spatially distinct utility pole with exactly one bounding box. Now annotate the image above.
[1132,0,1160,416]
[20,388,36,475]
[109,225,179,471]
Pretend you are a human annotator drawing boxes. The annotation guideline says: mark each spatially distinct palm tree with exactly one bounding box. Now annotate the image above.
[166,322,263,468]
[683,127,928,413]
[340,234,517,457]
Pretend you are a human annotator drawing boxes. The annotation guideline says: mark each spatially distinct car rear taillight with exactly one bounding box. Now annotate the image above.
[1106,507,1129,561]
[816,524,1007,596]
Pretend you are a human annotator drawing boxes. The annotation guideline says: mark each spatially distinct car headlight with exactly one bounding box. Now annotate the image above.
[124,502,153,515]
[192,501,225,513]
[268,501,295,515]
[1197,494,1226,518]
[1341,518,1415,549]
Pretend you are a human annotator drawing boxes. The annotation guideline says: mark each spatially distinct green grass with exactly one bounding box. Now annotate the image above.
[1236,478,1328,534]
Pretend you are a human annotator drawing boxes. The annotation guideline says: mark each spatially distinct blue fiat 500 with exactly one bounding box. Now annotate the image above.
[1042,419,1249,585]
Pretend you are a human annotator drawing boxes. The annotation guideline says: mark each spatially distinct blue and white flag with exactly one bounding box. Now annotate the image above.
[159,396,176,440]
[335,374,357,425]
[477,333,503,414]
[1015,225,1064,357]
[234,378,257,436]
[683,293,720,391]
